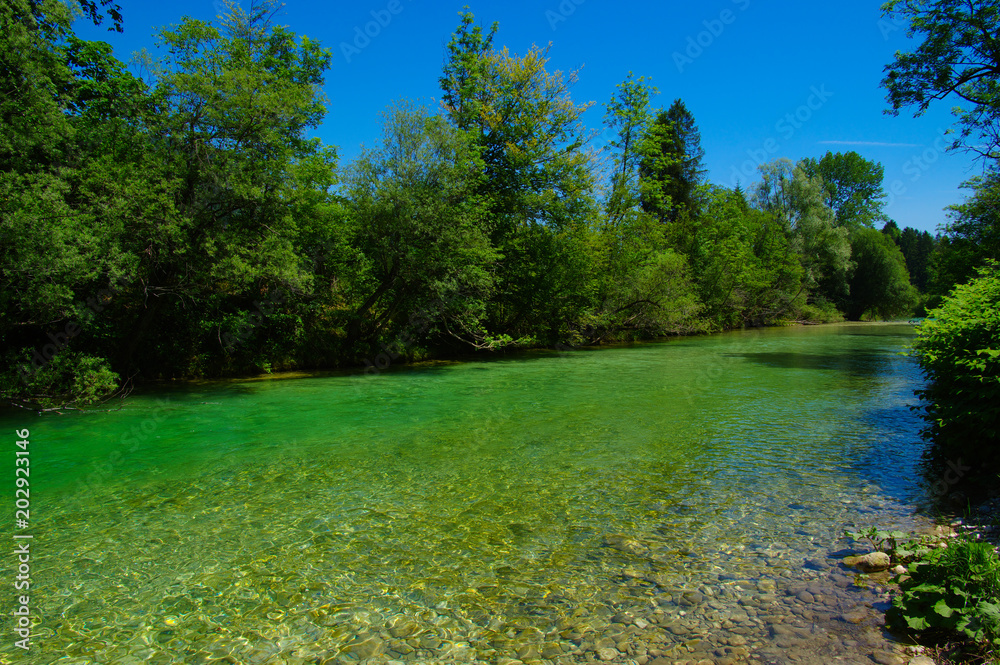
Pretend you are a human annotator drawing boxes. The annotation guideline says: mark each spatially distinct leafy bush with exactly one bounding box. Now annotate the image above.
[800,299,845,323]
[888,538,1000,647]
[910,262,1000,468]
[845,527,908,553]
[1,350,119,410]
[844,527,933,564]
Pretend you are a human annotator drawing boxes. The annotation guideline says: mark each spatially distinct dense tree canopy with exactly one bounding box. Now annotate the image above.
[345,104,498,350]
[912,262,1000,469]
[846,228,918,320]
[438,11,595,343]
[934,169,1000,289]
[754,159,853,307]
[0,4,941,409]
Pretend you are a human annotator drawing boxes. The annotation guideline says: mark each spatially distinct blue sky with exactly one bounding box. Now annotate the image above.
[75,0,990,234]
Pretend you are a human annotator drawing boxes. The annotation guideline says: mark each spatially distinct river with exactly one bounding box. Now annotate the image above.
[0,322,934,664]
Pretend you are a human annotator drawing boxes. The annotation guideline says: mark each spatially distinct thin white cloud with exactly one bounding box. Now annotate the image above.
[819,140,921,148]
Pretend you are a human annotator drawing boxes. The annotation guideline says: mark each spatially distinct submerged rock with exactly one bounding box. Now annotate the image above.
[840,608,868,624]
[595,646,620,661]
[388,618,420,638]
[680,591,704,606]
[343,636,383,659]
[757,578,777,593]
[603,534,648,556]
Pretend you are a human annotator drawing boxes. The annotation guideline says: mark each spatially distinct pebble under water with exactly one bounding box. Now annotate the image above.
[0,323,936,665]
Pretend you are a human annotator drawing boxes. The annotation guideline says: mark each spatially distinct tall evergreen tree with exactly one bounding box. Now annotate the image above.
[881,219,902,242]
[639,98,706,224]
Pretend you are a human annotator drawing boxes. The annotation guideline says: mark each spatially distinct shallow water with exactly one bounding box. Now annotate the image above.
[0,323,932,664]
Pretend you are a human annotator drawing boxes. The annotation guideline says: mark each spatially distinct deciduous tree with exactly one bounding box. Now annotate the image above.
[881,0,1000,160]
[799,151,888,228]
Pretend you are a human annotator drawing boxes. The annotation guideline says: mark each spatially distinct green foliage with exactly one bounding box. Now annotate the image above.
[0,2,937,407]
[345,102,497,351]
[845,526,910,553]
[603,72,658,225]
[935,170,1000,291]
[755,159,853,306]
[590,211,703,338]
[911,262,1000,467]
[883,219,903,242]
[639,99,707,225]
[438,10,596,343]
[799,300,845,324]
[800,151,888,229]
[114,0,333,375]
[881,0,1000,161]
[688,186,804,328]
[847,227,919,320]
[883,220,937,293]
[888,538,1000,646]
[900,226,937,292]
[1,350,118,410]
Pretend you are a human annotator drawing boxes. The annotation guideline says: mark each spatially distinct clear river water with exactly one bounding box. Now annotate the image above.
[0,323,938,665]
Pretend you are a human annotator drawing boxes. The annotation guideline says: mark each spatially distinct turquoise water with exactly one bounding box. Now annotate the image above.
[0,323,930,664]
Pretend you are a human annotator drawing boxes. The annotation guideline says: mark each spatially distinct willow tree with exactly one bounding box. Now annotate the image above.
[755,159,853,308]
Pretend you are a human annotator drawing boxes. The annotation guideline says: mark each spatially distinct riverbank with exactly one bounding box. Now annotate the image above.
[115,320,926,395]
[2,313,912,413]
[958,497,1000,548]
[865,497,1000,665]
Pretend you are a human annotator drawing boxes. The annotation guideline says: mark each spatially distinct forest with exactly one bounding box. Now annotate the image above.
[1,0,996,410]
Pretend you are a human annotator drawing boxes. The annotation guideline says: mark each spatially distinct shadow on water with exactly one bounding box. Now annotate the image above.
[850,401,931,504]
[915,435,1000,516]
[724,351,888,376]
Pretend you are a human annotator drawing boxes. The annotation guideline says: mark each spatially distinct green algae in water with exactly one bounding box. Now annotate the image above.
[0,323,930,664]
